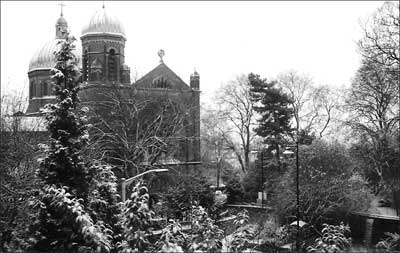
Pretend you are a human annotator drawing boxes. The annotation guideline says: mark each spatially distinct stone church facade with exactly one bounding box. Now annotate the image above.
[25,6,201,163]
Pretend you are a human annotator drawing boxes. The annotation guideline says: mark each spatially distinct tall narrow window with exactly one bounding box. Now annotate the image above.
[29,81,34,99]
[83,50,89,81]
[42,82,48,96]
[48,82,53,95]
[35,82,41,98]
[108,49,116,81]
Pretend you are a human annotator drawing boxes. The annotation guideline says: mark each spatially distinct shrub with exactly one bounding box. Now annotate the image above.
[241,161,263,202]
[154,204,224,253]
[223,210,256,252]
[225,177,245,204]
[160,173,214,220]
[154,219,187,253]
[376,232,400,251]
[188,205,224,252]
[307,223,351,253]
[118,182,154,252]
[87,163,123,246]
[274,140,373,227]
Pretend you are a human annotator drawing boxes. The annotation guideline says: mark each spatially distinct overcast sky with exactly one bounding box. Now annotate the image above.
[1,1,382,104]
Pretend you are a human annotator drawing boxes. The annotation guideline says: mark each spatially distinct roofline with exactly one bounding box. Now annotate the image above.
[22,112,45,117]
[135,87,200,93]
[28,67,53,73]
[30,96,56,100]
[135,62,189,87]
[28,66,82,74]
[80,32,126,40]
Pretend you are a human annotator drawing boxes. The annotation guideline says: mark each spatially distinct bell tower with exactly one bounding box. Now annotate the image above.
[81,5,130,85]
[55,2,68,39]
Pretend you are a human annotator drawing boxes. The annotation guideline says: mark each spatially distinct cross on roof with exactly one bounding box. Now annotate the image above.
[58,2,65,16]
[158,49,165,63]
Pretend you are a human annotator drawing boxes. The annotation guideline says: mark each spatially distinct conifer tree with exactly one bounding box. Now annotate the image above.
[249,73,294,161]
[31,35,114,252]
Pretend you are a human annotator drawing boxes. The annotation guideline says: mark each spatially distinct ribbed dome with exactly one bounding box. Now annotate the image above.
[56,15,68,26]
[81,8,126,38]
[28,39,82,72]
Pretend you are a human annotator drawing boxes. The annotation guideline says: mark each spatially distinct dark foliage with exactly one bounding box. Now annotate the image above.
[249,73,294,162]
[225,177,245,204]
[117,182,154,252]
[30,35,117,252]
[241,162,261,202]
[274,140,372,228]
[160,173,214,220]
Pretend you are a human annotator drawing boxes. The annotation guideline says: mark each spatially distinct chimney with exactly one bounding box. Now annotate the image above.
[190,70,200,90]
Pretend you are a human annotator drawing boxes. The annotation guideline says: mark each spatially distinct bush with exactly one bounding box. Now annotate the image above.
[241,161,265,202]
[225,177,245,204]
[307,223,351,253]
[274,140,373,227]
[154,204,224,253]
[376,232,400,251]
[242,150,285,203]
[160,173,214,220]
[223,210,257,252]
[118,182,154,252]
[154,219,187,252]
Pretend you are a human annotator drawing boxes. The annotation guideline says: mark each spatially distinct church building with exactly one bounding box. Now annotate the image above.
[25,5,201,163]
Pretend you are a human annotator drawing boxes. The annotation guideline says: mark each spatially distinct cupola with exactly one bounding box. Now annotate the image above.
[80,5,129,84]
[81,6,126,39]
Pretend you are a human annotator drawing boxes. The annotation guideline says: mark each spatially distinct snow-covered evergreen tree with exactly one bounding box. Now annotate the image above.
[30,35,120,252]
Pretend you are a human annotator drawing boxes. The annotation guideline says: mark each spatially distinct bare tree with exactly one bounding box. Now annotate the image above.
[0,92,41,250]
[201,107,238,184]
[83,86,190,179]
[310,85,342,138]
[130,67,142,83]
[277,70,341,140]
[358,1,399,68]
[346,59,399,184]
[1,91,27,131]
[277,70,313,133]
[349,1,400,211]
[214,74,257,173]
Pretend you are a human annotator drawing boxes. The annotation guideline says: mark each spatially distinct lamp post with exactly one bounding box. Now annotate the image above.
[121,168,169,202]
[295,140,300,251]
[283,142,300,251]
[260,149,264,207]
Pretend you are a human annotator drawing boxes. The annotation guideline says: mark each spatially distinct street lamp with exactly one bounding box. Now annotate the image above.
[211,158,222,189]
[283,141,300,251]
[250,149,265,207]
[121,168,169,202]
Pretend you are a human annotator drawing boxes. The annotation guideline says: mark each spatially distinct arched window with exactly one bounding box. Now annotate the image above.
[89,58,103,81]
[108,49,117,81]
[152,76,171,89]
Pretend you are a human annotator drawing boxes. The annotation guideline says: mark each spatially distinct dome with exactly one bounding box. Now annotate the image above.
[28,39,82,72]
[56,15,68,26]
[81,8,126,38]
